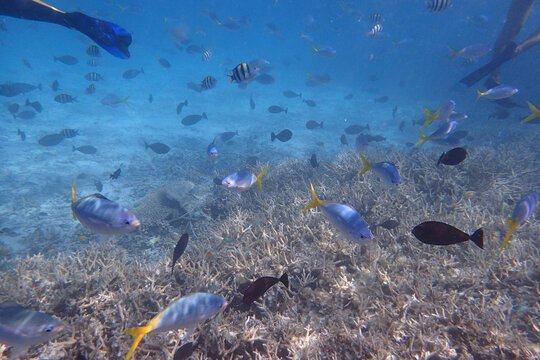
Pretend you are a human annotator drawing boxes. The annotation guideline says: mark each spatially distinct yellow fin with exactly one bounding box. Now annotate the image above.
[312,45,318,56]
[475,89,484,102]
[123,96,130,106]
[447,46,460,60]
[521,101,540,123]
[124,324,154,360]
[358,153,372,177]
[71,180,78,220]
[415,132,431,147]
[302,183,326,211]
[501,219,519,250]
[421,107,439,130]
[255,166,269,192]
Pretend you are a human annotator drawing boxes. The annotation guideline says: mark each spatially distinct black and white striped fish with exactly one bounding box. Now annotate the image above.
[227,62,259,84]
[86,44,101,57]
[201,76,217,90]
[202,49,213,62]
[84,72,104,81]
[368,13,383,22]
[367,24,382,37]
[426,0,452,12]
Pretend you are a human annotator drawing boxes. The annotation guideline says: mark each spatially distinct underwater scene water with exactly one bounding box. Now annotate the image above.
[0,0,539,358]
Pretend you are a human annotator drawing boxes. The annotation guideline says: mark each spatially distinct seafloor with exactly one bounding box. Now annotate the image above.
[0,138,539,360]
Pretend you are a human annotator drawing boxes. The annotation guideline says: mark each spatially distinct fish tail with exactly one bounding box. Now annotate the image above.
[415,132,430,147]
[358,153,372,177]
[421,107,438,130]
[302,182,326,211]
[521,101,540,123]
[475,89,484,102]
[122,96,130,106]
[279,273,289,288]
[144,141,149,150]
[320,121,323,128]
[72,145,76,152]
[226,75,233,84]
[501,219,518,250]
[202,112,207,119]
[447,46,460,60]
[140,67,144,74]
[271,132,276,142]
[312,45,318,56]
[124,325,153,360]
[255,166,269,192]
[469,228,483,249]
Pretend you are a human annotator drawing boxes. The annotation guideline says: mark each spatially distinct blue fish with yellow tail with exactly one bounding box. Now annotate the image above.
[421,100,455,130]
[222,166,269,194]
[416,121,458,147]
[124,293,227,360]
[302,183,371,243]
[521,101,540,123]
[502,191,539,250]
[71,180,140,235]
[358,153,401,187]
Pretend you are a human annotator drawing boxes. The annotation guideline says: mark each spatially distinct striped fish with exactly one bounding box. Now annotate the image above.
[85,83,96,94]
[54,94,76,103]
[227,62,259,84]
[201,76,217,90]
[426,0,452,12]
[86,44,101,57]
[84,72,104,81]
[202,49,213,62]
[60,128,79,138]
[368,13,383,22]
[367,24,382,37]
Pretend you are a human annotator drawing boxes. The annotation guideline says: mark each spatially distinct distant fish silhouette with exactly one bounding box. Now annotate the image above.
[243,273,289,304]
[171,233,189,275]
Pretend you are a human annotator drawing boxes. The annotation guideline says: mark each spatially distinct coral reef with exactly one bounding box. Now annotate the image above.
[0,142,539,359]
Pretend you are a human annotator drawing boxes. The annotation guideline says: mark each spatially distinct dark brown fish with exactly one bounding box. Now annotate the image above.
[268,105,287,114]
[38,133,64,146]
[437,147,467,166]
[110,168,121,180]
[174,341,196,360]
[25,99,42,113]
[60,129,79,138]
[182,113,207,126]
[243,273,289,304]
[303,99,316,107]
[310,154,319,168]
[271,129,292,142]
[0,82,41,97]
[158,57,171,68]
[54,94,76,103]
[374,96,389,103]
[171,233,189,275]
[344,124,369,135]
[412,221,483,248]
[54,55,78,65]
[144,142,170,154]
[72,145,97,154]
[340,134,348,145]
[306,120,323,129]
[176,100,188,114]
[16,110,36,119]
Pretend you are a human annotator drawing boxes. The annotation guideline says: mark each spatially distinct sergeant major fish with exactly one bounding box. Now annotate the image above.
[71,180,140,235]
[227,62,259,84]
[302,183,371,243]
[124,293,227,360]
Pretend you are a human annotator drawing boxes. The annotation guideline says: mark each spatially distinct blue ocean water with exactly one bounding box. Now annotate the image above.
[0,0,540,358]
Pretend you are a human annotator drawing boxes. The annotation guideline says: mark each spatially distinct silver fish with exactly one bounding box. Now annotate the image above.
[222,166,269,194]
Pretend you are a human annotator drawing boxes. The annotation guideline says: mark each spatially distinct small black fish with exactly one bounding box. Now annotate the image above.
[25,99,42,113]
[110,168,121,180]
[86,45,101,57]
[158,57,171,68]
[94,180,103,192]
[85,84,96,94]
[305,120,323,129]
[38,133,64,146]
[51,80,59,92]
[84,72,104,81]
[17,129,25,141]
[144,141,170,154]
[54,94,76,103]
[60,129,79,138]
[340,134,348,145]
[412,221,483,248]
[310,154,319,168]
[368,13,384,23]
[268,105,287,114]
[148,94,153,103]
[17,110,36,119]
[174,342,197,360]
[201,76,217,90]
[378,219,399,230]
[22,58,32,69]
[283,90,302,98]
[303,99,316,107]
[250,94,255,110]
[182,113,207,126]
[243,273,289,304]
[344,124,369,135]
[73,145,97,154]
[171,233,189,275]
[374,96,389,103]
[122,68,144,79]
[54,55,78,65]
[176,100,188,115]
[271,129,292,142]
[437,147,466,166]
[344,93,353,100]
[217,131,238,142]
